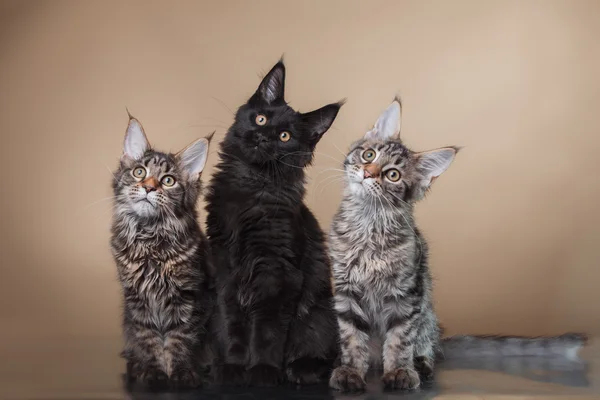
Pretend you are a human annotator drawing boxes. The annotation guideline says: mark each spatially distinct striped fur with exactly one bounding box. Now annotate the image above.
[328,99,587,392]
[111,116,215,389]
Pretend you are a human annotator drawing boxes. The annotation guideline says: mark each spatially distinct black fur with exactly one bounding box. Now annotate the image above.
[205,61,343,387]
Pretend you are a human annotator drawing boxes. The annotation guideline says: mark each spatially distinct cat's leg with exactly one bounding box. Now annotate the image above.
[214,287,248,385]
[163,328,203,389]
[413,312,440,383]
[246,298,291,386]
[380,309,421,391]
[284,298,339,385]
[329,293,371,392]
[125,324,169,388]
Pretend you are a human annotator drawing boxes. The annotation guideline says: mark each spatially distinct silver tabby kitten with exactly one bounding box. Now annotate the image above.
[111,115,215,389]
[329,99,586,392]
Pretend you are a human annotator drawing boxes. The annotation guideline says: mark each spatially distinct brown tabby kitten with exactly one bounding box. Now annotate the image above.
[111,115,215,389]
[329,98,587,392]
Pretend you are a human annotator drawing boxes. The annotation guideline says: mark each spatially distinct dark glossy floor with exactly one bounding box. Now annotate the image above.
[1,337,599,400]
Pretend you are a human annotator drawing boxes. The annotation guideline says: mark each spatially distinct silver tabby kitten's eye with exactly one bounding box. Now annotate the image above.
[132,167,146,179]
[362,148,376,162]
[385,169,401,182]
[255,114,267,126]
[161,175,176,187]
[279,131,291,142]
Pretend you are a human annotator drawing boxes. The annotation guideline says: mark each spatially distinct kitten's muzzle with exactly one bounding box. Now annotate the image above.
[141,177,159,193]
[363,163,381,179]
[254,132,269,145]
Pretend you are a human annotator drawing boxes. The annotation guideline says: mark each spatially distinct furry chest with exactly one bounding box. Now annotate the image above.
[125,261,194,331]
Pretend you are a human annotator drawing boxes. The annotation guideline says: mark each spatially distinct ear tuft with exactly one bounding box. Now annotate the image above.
[123,116,150,160]
[365,98,402,141]
[255,61,286,104]
[302,100,344,145]
[415,146,458,190]
[177,137,210,180]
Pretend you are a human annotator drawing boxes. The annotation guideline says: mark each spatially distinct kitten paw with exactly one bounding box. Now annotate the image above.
[382,368,420,391]
[329,366,366,392]
[247,364,282,387]
[214,363,246,386]
[139,366,169,390]
[286,357,329,385]
[414,356,435,382]
[169,368,203,389]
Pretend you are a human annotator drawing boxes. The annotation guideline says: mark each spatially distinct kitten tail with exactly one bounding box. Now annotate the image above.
[440,333,588,360]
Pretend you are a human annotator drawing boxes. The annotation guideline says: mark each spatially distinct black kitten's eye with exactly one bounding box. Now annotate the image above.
[385,169,401,182]
[132,167,146,179]
[362,148,376,162]
[255,114,267,126]
[279,131,291,142]
[161,175,176,187]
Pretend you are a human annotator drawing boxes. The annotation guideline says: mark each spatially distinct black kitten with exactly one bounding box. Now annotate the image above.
[205,61,343,387]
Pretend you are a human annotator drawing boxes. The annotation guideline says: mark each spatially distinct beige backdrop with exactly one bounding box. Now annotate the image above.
[1,0,599,341]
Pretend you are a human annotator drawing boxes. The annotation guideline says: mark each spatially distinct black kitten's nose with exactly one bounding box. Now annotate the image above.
[255,133,268,143]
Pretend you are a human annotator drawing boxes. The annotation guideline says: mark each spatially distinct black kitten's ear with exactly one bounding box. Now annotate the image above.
[302,100,345,145]
[252,61,286,104]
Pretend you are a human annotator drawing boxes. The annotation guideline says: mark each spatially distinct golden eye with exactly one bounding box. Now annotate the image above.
[255,114,267,126]
[362,148,376,162]
[161,175,176,187]
[133,167,146,179]
[386,169,401,182]
[279,131,291,142]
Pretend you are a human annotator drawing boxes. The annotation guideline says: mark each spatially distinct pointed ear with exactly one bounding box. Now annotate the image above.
[123,116,150,160]
[253,61,285,104]
[365,98,402,141]
[415,146,458,192]
[302,100,344,145]
[176,135,212,181]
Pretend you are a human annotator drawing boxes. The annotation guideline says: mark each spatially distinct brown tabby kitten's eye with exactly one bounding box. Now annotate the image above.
[133,167,146,179]
[385,169,401,182]
[362,148,376,162]
[279,131,291,142]
[161,175,176,187]
[255,114,267,126]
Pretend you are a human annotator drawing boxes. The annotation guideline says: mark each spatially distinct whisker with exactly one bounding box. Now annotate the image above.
[322,136,349,159]
[81,196,118,209]
[209,96,235,116]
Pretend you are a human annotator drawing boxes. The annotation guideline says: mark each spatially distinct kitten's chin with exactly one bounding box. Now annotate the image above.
[131,200,159,218]
[347,181,367,197]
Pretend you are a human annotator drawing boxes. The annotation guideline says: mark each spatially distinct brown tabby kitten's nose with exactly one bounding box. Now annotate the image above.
[141,177,159,193]
[364,163,381,179]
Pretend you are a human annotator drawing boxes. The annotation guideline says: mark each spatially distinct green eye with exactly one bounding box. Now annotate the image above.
[362,148,376,162]
[161,175,176,187]
[386,169,401,182]
[133,167,146,179]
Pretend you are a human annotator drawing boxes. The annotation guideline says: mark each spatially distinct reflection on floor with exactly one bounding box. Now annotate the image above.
[1,337,598,399]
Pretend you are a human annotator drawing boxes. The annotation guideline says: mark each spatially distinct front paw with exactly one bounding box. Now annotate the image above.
[139,365,169,390]
[247,364,282,387]
[170,368,203,389]
[214,363,246,386]
[329,366,366,392]
[286,357,329,385]
[382,368,420,391]
[414,356,435,382]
